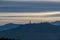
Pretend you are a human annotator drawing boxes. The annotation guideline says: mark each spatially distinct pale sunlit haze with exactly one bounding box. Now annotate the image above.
[0,11,60,25]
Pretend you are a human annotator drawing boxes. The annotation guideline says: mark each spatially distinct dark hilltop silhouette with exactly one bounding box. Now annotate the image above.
[0,37,15,40]
[0,21,60,40]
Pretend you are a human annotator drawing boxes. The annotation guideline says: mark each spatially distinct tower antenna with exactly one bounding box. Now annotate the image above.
[29,20,31,24]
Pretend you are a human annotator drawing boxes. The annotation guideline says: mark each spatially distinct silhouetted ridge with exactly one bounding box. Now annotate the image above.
[0,23,20,31]
[0,22,60,40]
[3,23,20,26]
[16,22,59,32]
[51,21,60,25]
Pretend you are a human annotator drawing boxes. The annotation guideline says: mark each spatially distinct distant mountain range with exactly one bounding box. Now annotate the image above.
[0,23,20,31]
[51,21,60,25]
[0,21,60,40]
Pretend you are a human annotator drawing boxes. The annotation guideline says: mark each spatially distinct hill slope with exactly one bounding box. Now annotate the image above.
[0,23,20,31]
[0,22,60,40]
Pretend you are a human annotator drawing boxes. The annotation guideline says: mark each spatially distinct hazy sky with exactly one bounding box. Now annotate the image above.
[3,0,60,2]
[0,11,60,25]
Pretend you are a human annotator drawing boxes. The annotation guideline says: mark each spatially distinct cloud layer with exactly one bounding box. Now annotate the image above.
[2,0,60,2]
[0,11,60,25]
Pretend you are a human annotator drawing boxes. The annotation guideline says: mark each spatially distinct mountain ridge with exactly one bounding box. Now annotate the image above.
[0,22,60,40]
[0,23,21,31]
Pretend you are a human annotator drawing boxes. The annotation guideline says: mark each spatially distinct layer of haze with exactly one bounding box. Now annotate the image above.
[0,11,60,25]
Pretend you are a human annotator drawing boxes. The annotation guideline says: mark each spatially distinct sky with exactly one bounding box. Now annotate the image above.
[0,0,60,25]
[0,11,60,25]
[2,0,60,2]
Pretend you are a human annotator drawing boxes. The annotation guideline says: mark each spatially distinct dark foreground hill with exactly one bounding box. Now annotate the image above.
[0,22,60,40]
[0,37,15,40]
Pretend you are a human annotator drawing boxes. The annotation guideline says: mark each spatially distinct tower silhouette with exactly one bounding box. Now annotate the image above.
[29,20,31,24]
